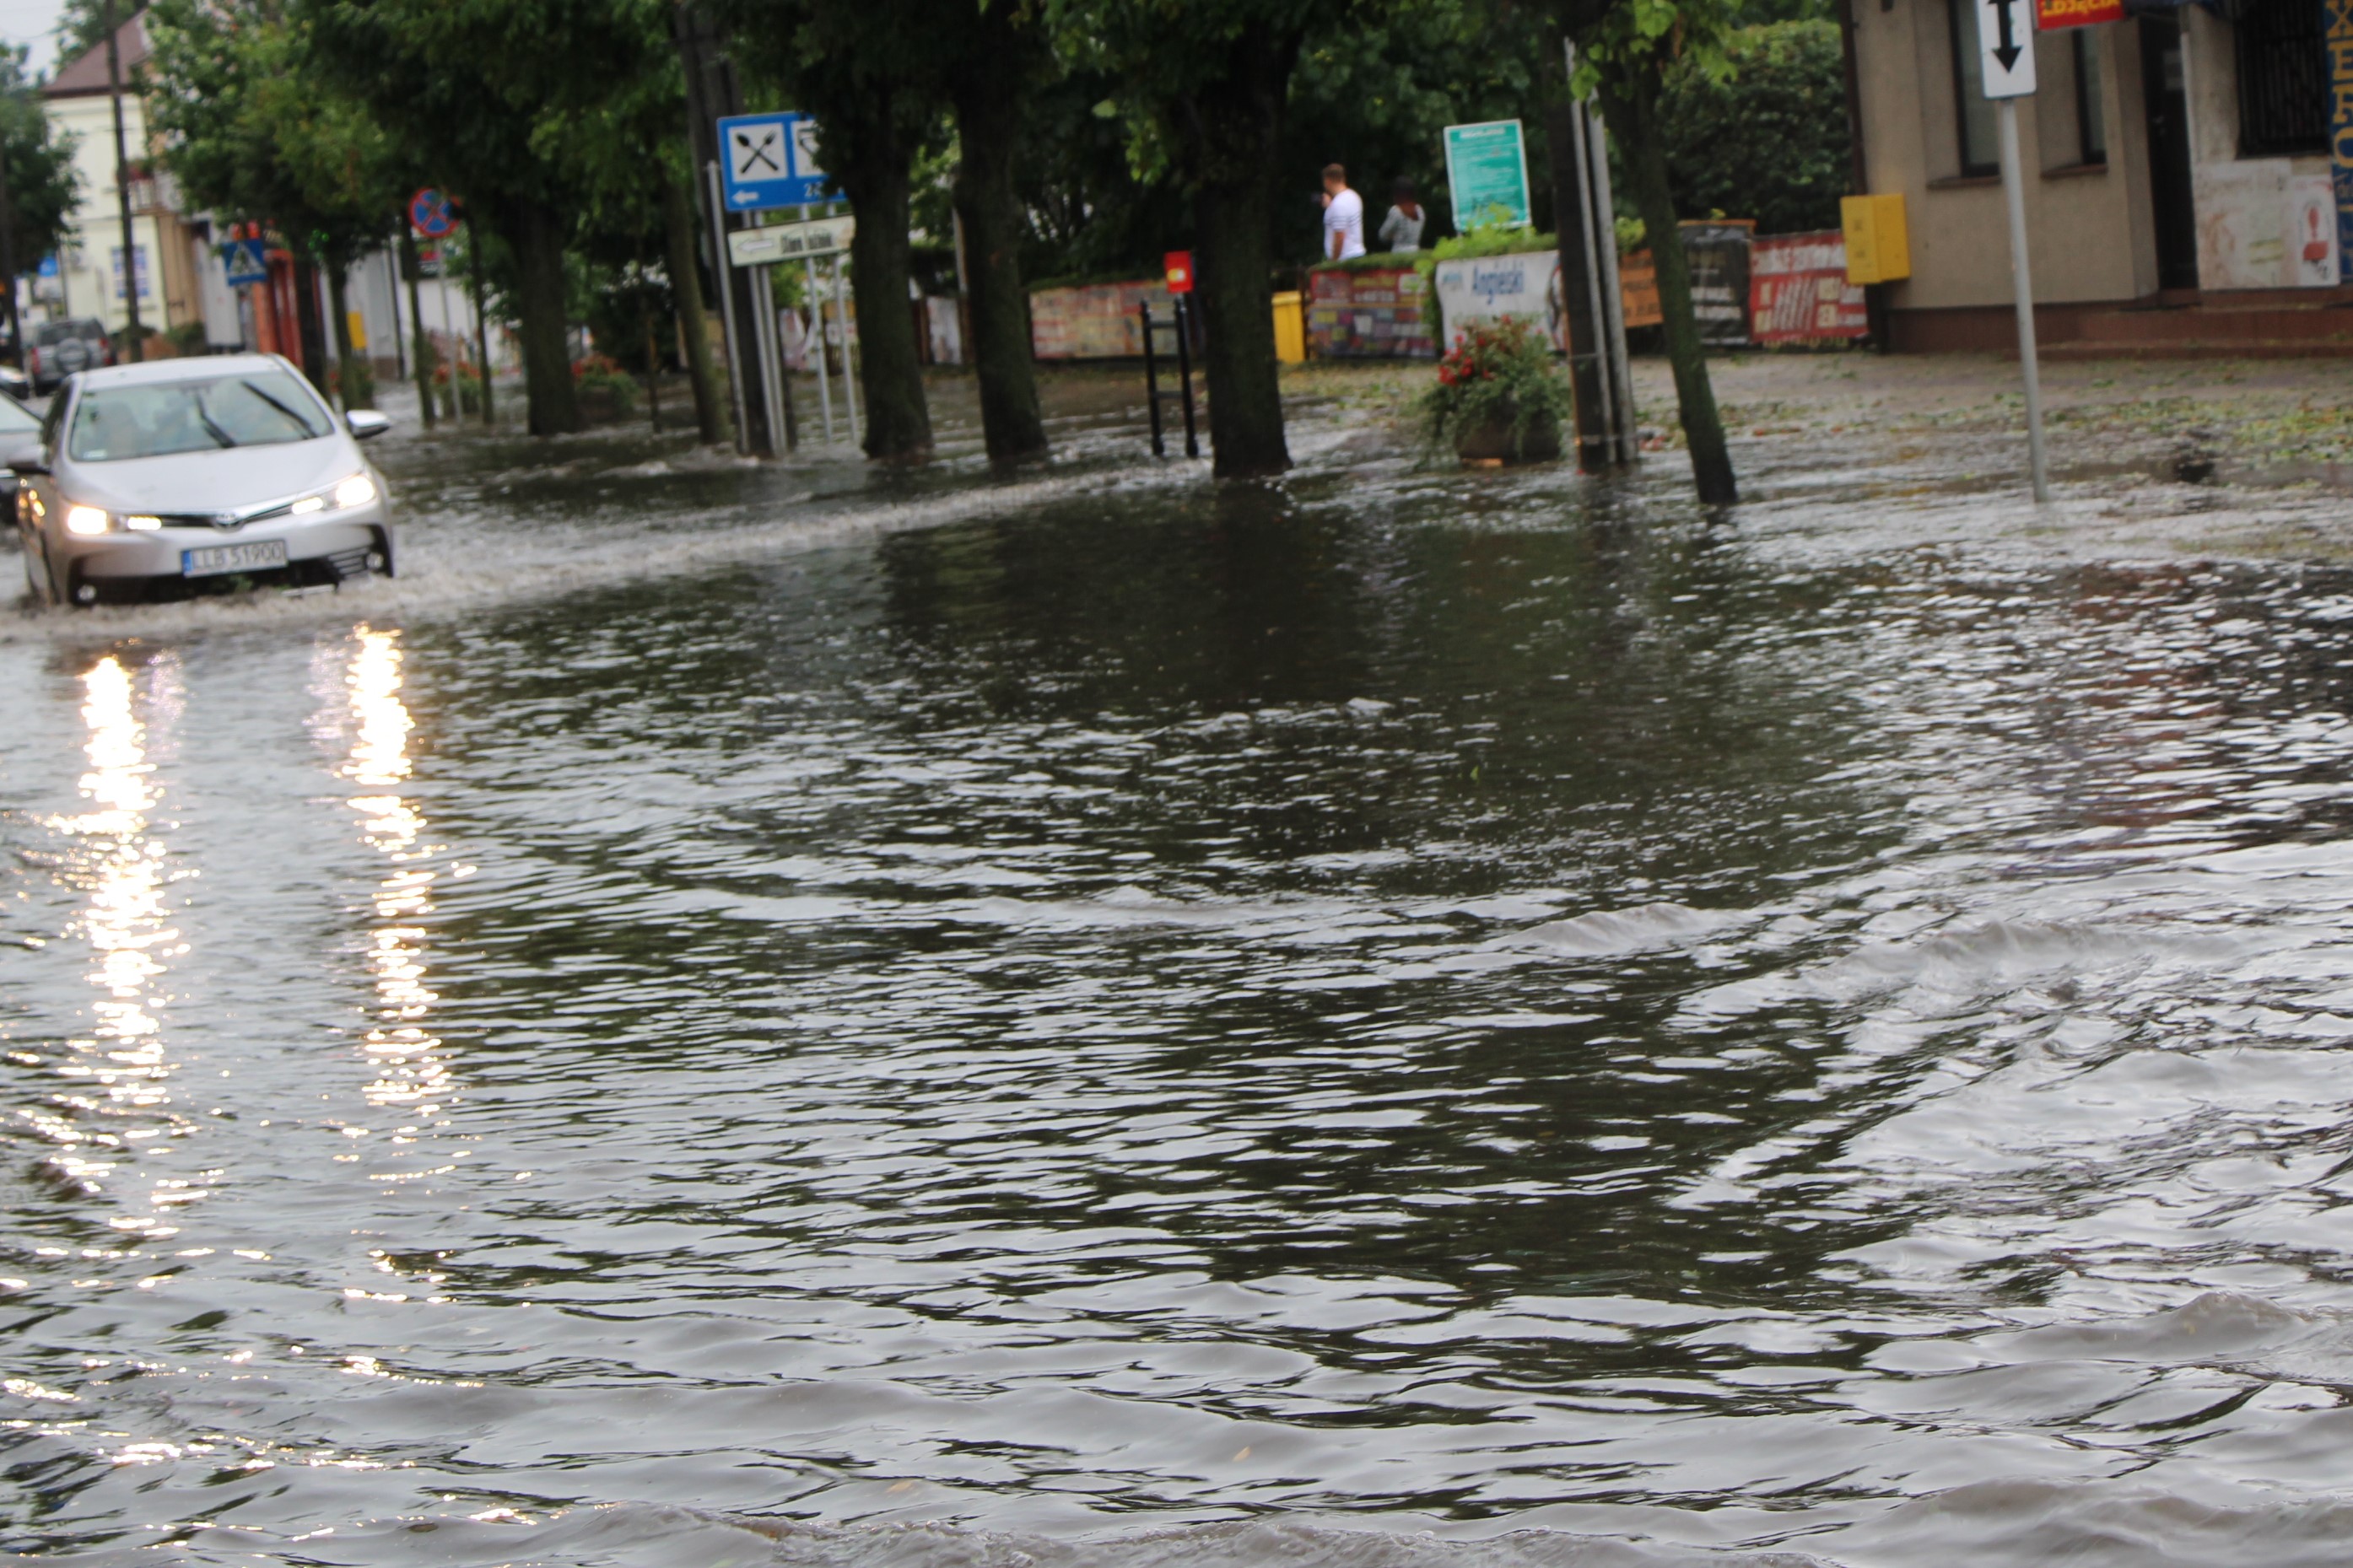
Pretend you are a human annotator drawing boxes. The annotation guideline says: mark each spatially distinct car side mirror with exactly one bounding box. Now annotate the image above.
[5,445,47,477]
[346,410,391,441]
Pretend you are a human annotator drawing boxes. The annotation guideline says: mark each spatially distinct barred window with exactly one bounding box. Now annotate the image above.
[2237,0,2327,155]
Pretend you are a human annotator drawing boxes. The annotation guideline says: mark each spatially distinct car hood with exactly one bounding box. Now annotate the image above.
[60,438,364,516]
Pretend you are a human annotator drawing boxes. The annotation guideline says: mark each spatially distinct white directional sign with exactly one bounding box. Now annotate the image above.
[728,215,855,267]
[1978,0,2037,97]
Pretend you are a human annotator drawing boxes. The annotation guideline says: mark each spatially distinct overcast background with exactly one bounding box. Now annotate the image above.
[2,0,67,77]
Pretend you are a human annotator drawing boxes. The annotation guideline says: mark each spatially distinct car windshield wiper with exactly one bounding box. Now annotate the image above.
[192,392,239,449]
[236,380,321,438]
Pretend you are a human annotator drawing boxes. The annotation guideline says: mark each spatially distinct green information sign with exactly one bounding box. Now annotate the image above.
[1443,120,1532,233]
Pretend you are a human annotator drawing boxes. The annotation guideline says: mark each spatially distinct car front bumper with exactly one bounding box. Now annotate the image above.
[48,503,396,601]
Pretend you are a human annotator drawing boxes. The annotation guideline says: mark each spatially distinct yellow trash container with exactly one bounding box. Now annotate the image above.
[1271,290,1306,364]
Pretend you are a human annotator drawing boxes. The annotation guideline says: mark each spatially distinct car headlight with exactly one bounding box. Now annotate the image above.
[333,472,377,509]
[62,506,162,535]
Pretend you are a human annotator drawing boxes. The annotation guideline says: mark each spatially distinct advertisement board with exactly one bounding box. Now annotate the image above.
[1305,267,1438,358]
[1749,231,1867,344]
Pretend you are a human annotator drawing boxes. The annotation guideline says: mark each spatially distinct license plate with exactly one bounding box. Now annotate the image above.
[182,540,289,578]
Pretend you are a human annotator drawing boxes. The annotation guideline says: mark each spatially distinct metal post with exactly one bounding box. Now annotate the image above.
[1565,89,1618,464]
[468,224,492,425]
[387,250,407,382]
[1998,98,2050,504]
[752,260,786,453]
[707,159,749,454]
[102,0,141,360]
[1589,117,1638,466]
[801,201,833,445]
[1141,301,1164,456]
[831,250,859,450]
[1174,297,1199,458]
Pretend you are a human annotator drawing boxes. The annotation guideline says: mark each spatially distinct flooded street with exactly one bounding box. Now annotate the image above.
[11,373,2353,1565]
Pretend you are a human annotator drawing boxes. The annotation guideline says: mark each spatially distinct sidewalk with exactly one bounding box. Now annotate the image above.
[1281,353,2353,484]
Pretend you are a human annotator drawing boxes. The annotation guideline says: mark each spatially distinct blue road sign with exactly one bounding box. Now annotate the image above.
[221,239,269,288]
[717,111,832,211]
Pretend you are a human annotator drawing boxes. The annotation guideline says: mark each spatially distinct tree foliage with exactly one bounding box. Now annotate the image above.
[0,48,80,269]
[1659,19,1847,235]
[148,0,404,267]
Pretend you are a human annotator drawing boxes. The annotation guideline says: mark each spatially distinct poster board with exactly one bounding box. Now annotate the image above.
[1305,267,1439,358]
[1442,121,1533,233]
[1028,278,1168,358]
[1749,231,1868,344]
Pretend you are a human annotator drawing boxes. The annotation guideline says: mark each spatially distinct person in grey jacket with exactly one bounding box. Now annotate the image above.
[1379,178,1427,253]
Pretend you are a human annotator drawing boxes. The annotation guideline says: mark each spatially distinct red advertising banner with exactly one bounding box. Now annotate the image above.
[2037,0,2123,28]
[1749,231,1868,345]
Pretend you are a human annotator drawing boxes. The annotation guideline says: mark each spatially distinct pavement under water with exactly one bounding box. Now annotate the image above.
[7,370,2353,1565]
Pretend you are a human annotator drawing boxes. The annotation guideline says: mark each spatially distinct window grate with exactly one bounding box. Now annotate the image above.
[2237,0,2327,155]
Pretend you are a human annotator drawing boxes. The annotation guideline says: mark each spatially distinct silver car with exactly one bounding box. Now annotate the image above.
[12,353,394,607]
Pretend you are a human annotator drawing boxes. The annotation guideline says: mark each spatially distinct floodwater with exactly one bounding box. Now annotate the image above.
[8,375,2353,1566]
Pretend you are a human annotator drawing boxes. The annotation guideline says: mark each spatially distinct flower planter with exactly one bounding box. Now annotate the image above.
[1453,406,1562,465]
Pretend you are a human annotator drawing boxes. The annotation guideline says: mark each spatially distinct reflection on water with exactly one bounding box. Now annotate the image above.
[341,628,449,1118]
[16,460,2353,1566]
[33,654,194,1236]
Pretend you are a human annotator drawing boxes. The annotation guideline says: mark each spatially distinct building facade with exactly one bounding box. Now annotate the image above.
[1849,0,2349,349]
[38,12,238,347]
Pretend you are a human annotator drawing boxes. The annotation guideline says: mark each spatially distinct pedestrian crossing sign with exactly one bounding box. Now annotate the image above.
[220,239,268,287]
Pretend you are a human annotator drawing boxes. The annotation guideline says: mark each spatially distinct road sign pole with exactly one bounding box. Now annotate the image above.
[832,251,860,450]
[1995,89,2052,503]
[801,203,834,444]
[1998,99,2048,503]
[707,159,751,455]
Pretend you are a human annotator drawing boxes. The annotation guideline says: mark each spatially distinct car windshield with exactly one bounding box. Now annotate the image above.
[0,396,40,435]
[67,371,334,461]
[37,321,97,347]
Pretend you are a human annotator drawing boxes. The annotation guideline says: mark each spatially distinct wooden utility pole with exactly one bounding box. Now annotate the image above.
[102,0,143,360]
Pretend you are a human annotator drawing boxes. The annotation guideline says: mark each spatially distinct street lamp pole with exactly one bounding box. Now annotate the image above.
[102,0,142,361]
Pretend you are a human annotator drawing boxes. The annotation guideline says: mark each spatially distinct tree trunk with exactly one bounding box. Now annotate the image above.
[838,136,932,461]
[1599,73,1736,505]
[499,197,583,436]
[658,161,727,445]
[327,261,375,410]
[1176,26,1300,479]
[292,256,331,401]
[400,227,436,429]
[949,14,1046,463]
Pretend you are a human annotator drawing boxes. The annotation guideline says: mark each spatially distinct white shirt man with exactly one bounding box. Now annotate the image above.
[1322,165,1366,261]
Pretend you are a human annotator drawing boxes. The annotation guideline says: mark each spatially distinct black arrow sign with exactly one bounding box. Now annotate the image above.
[1989,0,2023,73]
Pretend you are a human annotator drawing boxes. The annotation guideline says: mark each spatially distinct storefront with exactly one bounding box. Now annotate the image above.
[1846,0,2351,350]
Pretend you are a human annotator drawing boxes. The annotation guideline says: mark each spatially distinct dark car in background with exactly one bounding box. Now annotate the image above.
[27,318,116,396]
[0,389,37,518]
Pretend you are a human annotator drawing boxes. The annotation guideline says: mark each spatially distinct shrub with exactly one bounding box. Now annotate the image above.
[1418,317,1571,460]
[1415,226,1559,285]
[572,352,639,413]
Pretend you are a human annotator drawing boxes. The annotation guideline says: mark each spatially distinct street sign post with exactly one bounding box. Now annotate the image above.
[1979,0,2048,503]
[1164,251,1195,294]
[408,187,457,240]
[221,238,268,288]
[718,111,830,211]
[1442,121,1533,233]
